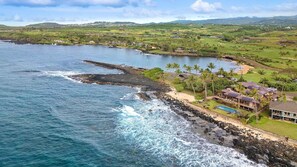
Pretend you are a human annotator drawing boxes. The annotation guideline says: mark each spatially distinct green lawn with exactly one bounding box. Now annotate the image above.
[235,68,275,83]
[250,114,297,140]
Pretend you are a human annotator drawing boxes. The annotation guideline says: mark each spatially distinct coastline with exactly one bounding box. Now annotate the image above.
[71,60,297,166]
[160,93,297,166]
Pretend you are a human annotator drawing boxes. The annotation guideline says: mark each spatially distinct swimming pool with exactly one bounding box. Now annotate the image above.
[217,106,237,114]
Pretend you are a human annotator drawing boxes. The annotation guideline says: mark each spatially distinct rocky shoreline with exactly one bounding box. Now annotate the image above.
[71,60,297,167]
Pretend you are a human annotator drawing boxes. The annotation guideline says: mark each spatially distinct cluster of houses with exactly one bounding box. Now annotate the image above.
[216,82,297,123]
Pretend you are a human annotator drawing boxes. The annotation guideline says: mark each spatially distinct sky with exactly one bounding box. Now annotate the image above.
[0,0,296,26]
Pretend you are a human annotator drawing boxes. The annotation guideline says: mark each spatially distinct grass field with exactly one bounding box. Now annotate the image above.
[250,114,297,140]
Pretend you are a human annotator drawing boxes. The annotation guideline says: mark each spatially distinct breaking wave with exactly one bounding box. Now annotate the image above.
[115,95,265,167]
[42,71,82,83]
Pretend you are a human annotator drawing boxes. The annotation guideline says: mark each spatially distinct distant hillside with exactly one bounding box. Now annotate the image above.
[26,21,138,28]
[79,21,138,27]
[172,15,297,26]
[26,22,64,28]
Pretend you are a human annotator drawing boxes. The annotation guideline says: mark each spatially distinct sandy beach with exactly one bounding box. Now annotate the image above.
[236,63,254,74]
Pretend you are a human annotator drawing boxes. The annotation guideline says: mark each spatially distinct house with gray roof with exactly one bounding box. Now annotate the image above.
[270,101,297,123]
[219,88,259,111]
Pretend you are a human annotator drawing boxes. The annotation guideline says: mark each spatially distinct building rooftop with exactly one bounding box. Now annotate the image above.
[270,101,297,113]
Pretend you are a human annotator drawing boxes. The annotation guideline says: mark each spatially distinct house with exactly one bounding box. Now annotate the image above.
[270,101,297,123]
[241,82,278,100]
[175,48,185,53]
[219,88,259,111]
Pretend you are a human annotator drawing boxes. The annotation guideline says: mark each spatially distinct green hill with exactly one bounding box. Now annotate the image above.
[172,15,297,26]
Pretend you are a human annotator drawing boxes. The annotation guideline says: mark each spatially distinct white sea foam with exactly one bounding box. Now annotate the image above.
[116,96,266,167]
[42,71,82,83]
[120,105,142,117]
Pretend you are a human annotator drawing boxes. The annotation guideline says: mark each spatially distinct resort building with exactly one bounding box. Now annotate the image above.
[270,101,297,123]
[217,88,260,111]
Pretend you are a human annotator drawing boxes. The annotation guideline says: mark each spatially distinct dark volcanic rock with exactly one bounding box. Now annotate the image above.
[136,92,151,101]
[71,74,169,92]
[70,60,170,92]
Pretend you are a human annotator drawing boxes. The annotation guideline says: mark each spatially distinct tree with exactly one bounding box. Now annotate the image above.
[258,70,266,75]
[201,71,210,100]
[186,75,197,95]
[208,62,216,74]
[185,66,192,73]
[228,69,235,79]
[210,73,216,95]
[193,64,200,75]
[172,63,180,70]
[250,89,261,123]
[218,67,225,76]
[175,69,182,74]
[235,83,245,94]
[166,63,172,70]
[235,83,245,109]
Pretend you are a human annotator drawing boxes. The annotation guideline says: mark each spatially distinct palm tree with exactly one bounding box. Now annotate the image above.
[201,71,210,100]
[186,75,196,95]
[175,69,182,75]
[235,83,245,109]
[185,66,192,74]
[210,73,216,95]
[207,62,216,74]
[250,89,261,123]
[229,69,235,79]
[166,63,172,70]
[235,83,245,94]
[218,67,225,76]
[172,63,180,70]
[193,64,200,75]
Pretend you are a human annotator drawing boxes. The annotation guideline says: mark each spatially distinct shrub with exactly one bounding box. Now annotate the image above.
[143,68,163,81]
[174,84,185,92]
[258,70,266,75]
[293,96,297,101]
[195,94,204,100]
[173,77,182,84]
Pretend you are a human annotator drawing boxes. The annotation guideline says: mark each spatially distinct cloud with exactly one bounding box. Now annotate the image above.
[13,14,23,21]
[230,6,243,12]
[191,0,221,13]
[0,0,153,7]
[275,3,297,12]
[123,8,170,18]
[0,0,56,7]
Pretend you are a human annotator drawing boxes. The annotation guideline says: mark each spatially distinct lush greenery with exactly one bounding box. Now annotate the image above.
[143,68,164,81]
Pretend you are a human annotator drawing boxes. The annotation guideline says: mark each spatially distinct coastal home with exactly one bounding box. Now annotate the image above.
[241,82,278,100]
[270,101,297,123]
[218,88,259,111]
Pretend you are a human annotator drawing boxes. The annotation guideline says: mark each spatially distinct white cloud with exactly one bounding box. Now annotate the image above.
[191,0,221,13]
[13,14,23,21]
[123,8,170,18]
[275,3,297,12]
[230,6,243,12]
[0,0,154,7]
